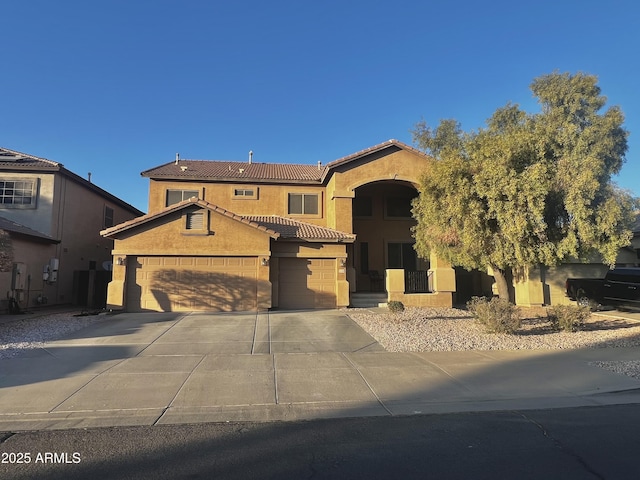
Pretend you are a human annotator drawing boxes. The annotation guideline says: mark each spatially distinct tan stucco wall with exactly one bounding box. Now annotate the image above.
[106,207,273,310]
[111,208,272,256]
[325,148,429,232]
[385,269,453,307]
[147,180,328,227]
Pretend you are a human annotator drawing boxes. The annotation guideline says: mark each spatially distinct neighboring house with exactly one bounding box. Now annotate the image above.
[102,140,459,312]
[516,213,640,307]
[0,147,143,312]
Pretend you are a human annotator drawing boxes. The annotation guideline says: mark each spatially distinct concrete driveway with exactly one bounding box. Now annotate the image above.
[2,309,640,432]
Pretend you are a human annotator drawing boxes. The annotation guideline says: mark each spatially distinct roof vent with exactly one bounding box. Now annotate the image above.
[175,153,180,165]
[317,161,322,170]
[249,150,253,164]
[180,165,187,172]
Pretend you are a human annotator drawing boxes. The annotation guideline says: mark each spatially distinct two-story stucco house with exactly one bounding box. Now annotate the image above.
[102,140,459,312]
[0,147,143,312]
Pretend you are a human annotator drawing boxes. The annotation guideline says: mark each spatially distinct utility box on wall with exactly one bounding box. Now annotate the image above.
[11,263,27,290]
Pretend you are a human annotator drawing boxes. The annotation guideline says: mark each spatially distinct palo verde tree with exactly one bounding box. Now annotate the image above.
[412,72,638,301]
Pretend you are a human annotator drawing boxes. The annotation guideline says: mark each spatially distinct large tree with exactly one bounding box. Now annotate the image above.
[412,72,638,301]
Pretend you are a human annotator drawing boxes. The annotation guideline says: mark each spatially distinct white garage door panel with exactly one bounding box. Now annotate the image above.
[128,256,258,312]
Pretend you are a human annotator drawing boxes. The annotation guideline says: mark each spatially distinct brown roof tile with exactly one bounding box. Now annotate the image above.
[140,139,430,184]
[244,215,355,242]
[101,198,280,238]
[141,160,326,183]
[101,198,354,243]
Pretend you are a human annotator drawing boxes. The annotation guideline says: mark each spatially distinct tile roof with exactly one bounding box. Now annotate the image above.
[140,139,429,184]
[244,215,355,242]
[101,198,280,238]
[101,198,354,242]
[141,160,326,183]
[0,215,58,242]
[325,139,429,169]
[0,147,60,170]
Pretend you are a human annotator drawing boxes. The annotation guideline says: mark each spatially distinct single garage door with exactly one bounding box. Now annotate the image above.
[278,258,337,309]
[127,256,258,312]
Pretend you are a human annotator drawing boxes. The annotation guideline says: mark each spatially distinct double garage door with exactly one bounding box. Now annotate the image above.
[127,256,258,312]
[278,258,337,309]
[126,256,338,311]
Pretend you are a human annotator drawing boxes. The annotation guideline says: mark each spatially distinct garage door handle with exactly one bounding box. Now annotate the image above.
[629,286,637,290]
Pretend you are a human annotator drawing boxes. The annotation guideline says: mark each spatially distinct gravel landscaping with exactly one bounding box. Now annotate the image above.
[345,306,640,352]
[0,311,108,360]
[345,306,640,380]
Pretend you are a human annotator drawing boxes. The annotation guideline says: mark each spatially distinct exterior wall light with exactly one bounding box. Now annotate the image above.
[340,258,347,267]
[116,257,125,266]
[261,258,269,266]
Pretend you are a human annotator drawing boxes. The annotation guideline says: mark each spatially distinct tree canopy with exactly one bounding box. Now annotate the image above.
[411,72,638,301]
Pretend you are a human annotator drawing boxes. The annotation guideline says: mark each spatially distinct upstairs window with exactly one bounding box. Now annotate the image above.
[353,196,373,218]
[288,193,319,215]
[166,189,199,206]
[385,196,413,218]
[0,179,36,209]
[233,188,256,199]
[104,206,114,228]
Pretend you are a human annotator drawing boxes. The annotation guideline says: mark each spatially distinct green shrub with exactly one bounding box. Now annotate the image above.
[387,300,405,314]
[467,296,521,334]
[547,305,590,332]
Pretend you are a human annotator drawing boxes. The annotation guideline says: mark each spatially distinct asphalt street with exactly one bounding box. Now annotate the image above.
[2,404,640,480]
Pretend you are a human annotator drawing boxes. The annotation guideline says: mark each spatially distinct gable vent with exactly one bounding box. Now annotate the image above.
[186,211,205,230]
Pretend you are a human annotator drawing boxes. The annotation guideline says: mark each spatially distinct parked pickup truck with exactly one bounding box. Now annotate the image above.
[566,267,640,311]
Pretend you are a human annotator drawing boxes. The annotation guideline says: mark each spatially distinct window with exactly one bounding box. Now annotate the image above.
[0,179,36,208]
[360,242,369,274]
[104,206,114,228]
[233,188,256,199]
[353,196,373,217]
[166,189,199,206]
[288,193,319,215]
[387,242,417,270]
[385,196,413,218]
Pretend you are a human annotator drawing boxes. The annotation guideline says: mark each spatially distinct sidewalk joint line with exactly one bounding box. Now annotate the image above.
[153,354,208,426]
[135,313,190,357]
[342,353,393,415]
[273,354,279,404]
[251,312,259,355]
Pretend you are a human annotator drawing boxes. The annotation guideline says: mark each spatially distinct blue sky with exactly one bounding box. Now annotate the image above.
[2,0,638,213]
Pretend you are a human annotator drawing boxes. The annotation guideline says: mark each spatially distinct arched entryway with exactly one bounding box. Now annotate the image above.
[350,180,429,293]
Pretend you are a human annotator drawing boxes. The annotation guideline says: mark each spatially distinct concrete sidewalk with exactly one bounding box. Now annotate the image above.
[1,310,640,431]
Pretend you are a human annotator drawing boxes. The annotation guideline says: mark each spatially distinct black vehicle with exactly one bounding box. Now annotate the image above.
[565,267,640,311]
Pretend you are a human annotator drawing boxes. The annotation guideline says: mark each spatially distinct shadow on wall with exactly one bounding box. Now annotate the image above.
[133,269,266,312]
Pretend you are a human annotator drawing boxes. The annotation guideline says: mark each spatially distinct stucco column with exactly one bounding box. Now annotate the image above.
[106,256,126,311]
[514,266,544,306]
[330,196,354,233]
[386,269,405,302]
[257,257,272,310]
[337,257,350,308]
[429,252,456,293]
